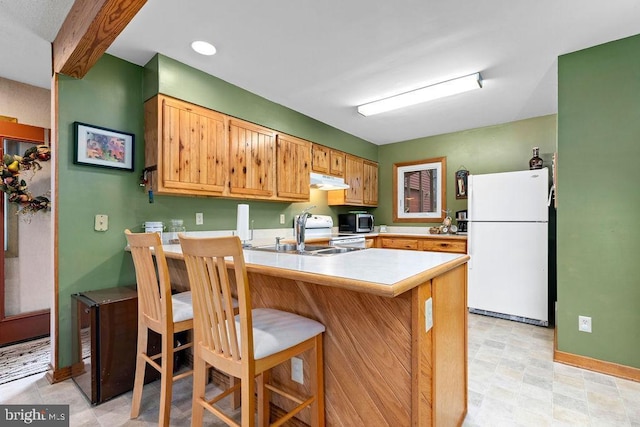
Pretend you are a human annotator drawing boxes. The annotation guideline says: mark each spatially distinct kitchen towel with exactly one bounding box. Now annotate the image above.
[236,204,250,242]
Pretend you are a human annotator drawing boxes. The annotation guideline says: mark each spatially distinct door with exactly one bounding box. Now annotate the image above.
[467,221,548,322]
[0,121,51,345]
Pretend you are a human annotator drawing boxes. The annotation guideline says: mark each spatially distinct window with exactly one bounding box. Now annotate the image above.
[393,157,446,222]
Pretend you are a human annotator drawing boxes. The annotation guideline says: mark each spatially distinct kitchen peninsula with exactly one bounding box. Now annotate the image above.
[161,244,469,426]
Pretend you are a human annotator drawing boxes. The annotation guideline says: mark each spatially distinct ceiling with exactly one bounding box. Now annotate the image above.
[1,1,639,145]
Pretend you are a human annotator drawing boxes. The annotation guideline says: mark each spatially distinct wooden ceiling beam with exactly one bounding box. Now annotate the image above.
[52,0,147,79]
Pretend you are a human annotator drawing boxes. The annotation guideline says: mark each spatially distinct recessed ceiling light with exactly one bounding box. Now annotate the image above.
[191,40,217,56]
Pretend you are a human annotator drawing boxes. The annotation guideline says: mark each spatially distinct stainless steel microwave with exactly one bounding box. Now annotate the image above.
[338,213,374,233]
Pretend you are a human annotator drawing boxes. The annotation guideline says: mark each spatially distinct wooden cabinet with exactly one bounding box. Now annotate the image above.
[227,119,276,198]
[379,237,420,250]
[312,145,346,178]
[146,95,378,204]
[377,235,467,254]
[311,144,329,174]
[328,155,378,207]
[329,149,345,177]
[421,238,467,253]
[145,95,227,196]
[276,133,311,200]
[344,154,364,204]
[363,160,378,206]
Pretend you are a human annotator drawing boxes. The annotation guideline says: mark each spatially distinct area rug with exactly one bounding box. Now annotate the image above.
[0,336,51,385]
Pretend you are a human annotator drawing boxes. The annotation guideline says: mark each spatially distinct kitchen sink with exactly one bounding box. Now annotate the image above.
[247,244,365,256]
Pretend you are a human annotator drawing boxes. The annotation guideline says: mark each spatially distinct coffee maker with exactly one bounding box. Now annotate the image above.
[456,210,468,233]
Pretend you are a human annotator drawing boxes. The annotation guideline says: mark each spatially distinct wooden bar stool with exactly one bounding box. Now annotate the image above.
[125,229,194,426]
[179,235,325,427]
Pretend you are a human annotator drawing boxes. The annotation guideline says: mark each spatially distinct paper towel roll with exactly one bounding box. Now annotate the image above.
[237,204,250,242]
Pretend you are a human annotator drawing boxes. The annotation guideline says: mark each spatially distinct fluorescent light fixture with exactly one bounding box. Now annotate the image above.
[191,40,217,56]
[357,72,483,116]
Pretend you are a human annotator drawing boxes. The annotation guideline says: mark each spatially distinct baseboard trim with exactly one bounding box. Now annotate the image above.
[554,349,640,382]
[46,364,74,384]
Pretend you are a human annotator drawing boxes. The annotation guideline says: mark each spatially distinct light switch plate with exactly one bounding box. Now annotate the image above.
[95,214,108,231]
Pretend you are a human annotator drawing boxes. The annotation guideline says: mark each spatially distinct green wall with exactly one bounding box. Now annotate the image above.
[376,115,557,225]
[557,34,640,368]
[57,55,146,367]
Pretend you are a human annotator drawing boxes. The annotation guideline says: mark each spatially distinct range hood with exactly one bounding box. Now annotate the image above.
[310,172,350,190]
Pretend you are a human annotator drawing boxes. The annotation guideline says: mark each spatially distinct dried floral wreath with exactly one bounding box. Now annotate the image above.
[1,145,52,213]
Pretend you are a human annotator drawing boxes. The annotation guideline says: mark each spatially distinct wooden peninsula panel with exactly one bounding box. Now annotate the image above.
[165,256,467,426]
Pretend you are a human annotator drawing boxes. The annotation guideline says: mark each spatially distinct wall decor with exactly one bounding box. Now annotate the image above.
[1,144,51,214]
[74,122,134,171]
[455,167,469,199]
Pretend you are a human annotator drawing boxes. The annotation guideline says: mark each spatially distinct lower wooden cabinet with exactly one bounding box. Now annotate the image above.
[377,235,467,254]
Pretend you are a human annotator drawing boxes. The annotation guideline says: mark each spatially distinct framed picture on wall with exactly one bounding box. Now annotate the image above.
[455,168,469,199]
[73,122,134,171]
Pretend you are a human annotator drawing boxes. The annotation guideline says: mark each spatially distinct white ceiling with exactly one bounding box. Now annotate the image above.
[2,0,640,145]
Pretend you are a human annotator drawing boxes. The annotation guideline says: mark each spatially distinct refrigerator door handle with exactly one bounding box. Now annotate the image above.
[547,184,555,207]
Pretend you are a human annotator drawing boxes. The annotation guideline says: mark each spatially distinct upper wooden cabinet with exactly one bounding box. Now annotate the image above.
[276,133,311,200]
[228,119,276,198]
[311,144,329,174]
[145,95,227,196]
[328,155,378,207]
[363,160,378,206]
[146,95,308,202]
[312,144,346,178]
[330,150,345,177]
[145,95,374,204]
[344,154,364,204]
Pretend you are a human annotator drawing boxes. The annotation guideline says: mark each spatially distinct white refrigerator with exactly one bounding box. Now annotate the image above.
[467,168,549,326]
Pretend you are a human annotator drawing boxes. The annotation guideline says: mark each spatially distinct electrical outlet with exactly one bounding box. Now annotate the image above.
[578,315,592,333]
[195,212,203,225]
[291,357,303,384]
[425,298,433,332]
[279,214,285,224]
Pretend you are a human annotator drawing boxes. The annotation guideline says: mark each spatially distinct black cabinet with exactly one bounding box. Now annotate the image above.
[71,286,160,404]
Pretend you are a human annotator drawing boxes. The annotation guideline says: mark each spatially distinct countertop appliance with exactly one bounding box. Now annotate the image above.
[338,213,374,233]
[467,168,549,326]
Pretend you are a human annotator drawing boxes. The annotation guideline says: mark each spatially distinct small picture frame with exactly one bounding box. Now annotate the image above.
[455,168,469,199]
[74,122,134,171]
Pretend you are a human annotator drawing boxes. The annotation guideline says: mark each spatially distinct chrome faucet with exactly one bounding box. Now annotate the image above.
[295,206,316,252]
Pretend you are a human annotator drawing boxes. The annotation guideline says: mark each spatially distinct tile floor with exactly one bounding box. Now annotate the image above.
[464,314,640,427]
[0,313,639,426]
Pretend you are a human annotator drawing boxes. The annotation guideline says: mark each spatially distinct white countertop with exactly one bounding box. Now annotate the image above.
[161,243,469,297]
